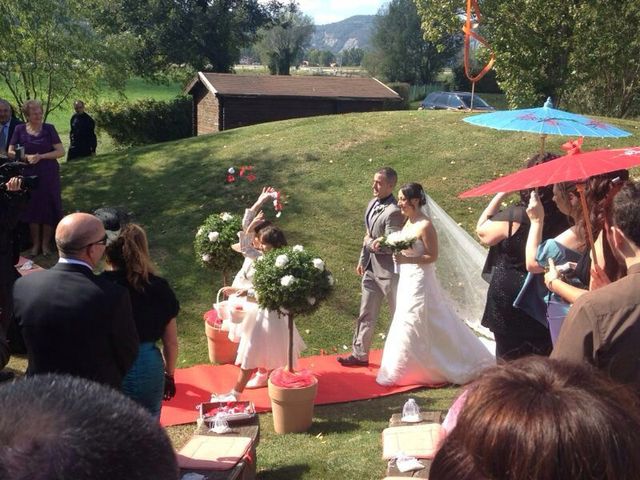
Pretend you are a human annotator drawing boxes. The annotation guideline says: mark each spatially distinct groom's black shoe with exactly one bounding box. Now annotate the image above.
[337,355,369,367]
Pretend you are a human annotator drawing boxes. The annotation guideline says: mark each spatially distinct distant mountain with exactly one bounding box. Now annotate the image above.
[310,15,376,54]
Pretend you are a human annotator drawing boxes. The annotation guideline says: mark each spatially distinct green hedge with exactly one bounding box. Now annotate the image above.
[94,96,193,146]
[386,82,411,110]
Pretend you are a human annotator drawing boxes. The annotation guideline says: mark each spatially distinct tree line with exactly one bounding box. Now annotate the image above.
[1,0,636,119]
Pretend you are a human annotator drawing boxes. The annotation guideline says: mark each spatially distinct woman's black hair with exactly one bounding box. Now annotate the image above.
[399,182,427,206]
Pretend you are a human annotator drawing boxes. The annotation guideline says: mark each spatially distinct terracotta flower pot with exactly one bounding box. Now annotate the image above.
[204,321,238,365]
[268,376,318,434]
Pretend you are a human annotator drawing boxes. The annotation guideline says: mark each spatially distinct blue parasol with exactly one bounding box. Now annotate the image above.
[463,98,632,152]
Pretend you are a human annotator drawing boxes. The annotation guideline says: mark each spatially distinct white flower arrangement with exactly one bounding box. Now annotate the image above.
[220,212,234,222]
[208,231,219,242]
[275,254,289,268]
[202,254,211,262]
[293,245,304,252]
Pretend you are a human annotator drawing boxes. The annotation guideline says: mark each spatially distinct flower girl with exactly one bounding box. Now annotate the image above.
[212,225,306,401]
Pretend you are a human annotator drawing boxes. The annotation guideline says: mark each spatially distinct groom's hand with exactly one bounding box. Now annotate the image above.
[356,264,364,276]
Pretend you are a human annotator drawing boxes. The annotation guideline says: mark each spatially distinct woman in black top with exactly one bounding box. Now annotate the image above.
[101,224,179,419]
[476,153,569,360]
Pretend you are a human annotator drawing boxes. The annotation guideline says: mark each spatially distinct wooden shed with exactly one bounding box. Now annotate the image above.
[185,72,402,134]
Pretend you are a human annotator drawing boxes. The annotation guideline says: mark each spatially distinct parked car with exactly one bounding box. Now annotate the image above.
[419,91,495,111]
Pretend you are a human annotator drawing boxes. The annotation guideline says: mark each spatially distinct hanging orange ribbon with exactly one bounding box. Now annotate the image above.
[463,0,496,83]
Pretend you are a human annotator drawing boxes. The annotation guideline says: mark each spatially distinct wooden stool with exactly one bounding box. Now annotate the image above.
[384,411,445,478]
[179,415,260,480]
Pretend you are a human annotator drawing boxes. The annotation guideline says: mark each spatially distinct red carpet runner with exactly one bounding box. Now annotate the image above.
[161,350,426,427]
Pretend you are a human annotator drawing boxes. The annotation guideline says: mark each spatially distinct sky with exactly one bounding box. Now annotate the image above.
[294,0,388,25]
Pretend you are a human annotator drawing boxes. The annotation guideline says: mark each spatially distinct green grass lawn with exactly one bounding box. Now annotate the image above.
[9,108,640,479]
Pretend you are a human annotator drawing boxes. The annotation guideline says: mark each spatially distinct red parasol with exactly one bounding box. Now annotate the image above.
[459,144,640,198]
[459,143,640,263]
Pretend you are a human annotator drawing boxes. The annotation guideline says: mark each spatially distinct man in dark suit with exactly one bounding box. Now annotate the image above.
[13,212,139,389]
[338,167,403,367]
[67,100,97,160]
[0,99,23,156]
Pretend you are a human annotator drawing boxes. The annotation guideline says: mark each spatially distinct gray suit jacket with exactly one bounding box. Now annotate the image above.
[358,195,403,278]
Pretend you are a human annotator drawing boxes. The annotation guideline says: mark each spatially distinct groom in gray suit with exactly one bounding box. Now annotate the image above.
[339,167,403,367]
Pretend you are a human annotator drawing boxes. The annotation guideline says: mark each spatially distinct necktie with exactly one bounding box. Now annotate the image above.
[0,125,7,153]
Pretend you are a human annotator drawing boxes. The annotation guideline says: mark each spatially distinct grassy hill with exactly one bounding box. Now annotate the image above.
[60,109,639,366]
[58,110,638,478]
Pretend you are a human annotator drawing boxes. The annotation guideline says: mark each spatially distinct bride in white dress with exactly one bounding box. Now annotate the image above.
[376,183,494,387]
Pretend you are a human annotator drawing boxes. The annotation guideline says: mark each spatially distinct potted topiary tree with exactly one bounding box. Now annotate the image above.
[194,212,243,286]
[253,244,334,433]
[194,212,243,364]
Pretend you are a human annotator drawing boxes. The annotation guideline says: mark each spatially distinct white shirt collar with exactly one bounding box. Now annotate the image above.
[58,257,94,271]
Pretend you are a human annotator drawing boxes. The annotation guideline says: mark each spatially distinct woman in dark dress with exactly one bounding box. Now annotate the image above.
[476,153,569,360]
[101,224,179,419]
[8,100,64,256]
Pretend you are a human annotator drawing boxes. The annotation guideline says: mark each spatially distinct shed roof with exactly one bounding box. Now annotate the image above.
[186,72,401,100]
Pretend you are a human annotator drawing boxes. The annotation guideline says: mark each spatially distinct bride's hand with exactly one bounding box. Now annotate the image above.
[393,252,410,264]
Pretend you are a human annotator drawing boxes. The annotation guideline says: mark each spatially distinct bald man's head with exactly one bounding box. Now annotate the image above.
[56,213,106,259]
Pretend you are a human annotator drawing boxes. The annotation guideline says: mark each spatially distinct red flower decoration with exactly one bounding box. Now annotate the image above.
[561,137,583,156]
[226,174,236,183]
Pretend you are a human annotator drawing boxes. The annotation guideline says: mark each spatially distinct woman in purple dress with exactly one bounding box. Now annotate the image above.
[8,100,65,256]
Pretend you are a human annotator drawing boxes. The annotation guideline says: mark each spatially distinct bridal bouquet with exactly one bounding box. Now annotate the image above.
[379,231,417,273]
[380,231,417,253]
[194,212,243,275]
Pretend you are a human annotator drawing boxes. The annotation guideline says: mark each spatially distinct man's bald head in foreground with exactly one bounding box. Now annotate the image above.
[55,213,106,266]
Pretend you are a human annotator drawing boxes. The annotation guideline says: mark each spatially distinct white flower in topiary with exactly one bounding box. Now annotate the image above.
[328,274,335,286]
[275,254,289,268]
[293,245,304,252]
[202,254,211,262]
[197,227,204,237]
[208,231,219,242]
[228,167,235,175]
[307,296,316,305]
[280,275,296,287]
[221,212,233,222]
[312,258,325,271]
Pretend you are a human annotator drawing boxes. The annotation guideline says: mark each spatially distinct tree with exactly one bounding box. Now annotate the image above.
[256,3,314,75]
[340,48,365,67]
[88,0,278,79]
[365,0,459,84]
[415,0,640,116]
[0,0,131,119]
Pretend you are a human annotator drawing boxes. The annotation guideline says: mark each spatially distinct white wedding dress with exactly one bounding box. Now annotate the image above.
[376,236,495,387]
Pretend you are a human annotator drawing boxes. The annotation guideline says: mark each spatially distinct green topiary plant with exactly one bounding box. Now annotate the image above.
[194,212,243,285]
[253,245,334,372]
